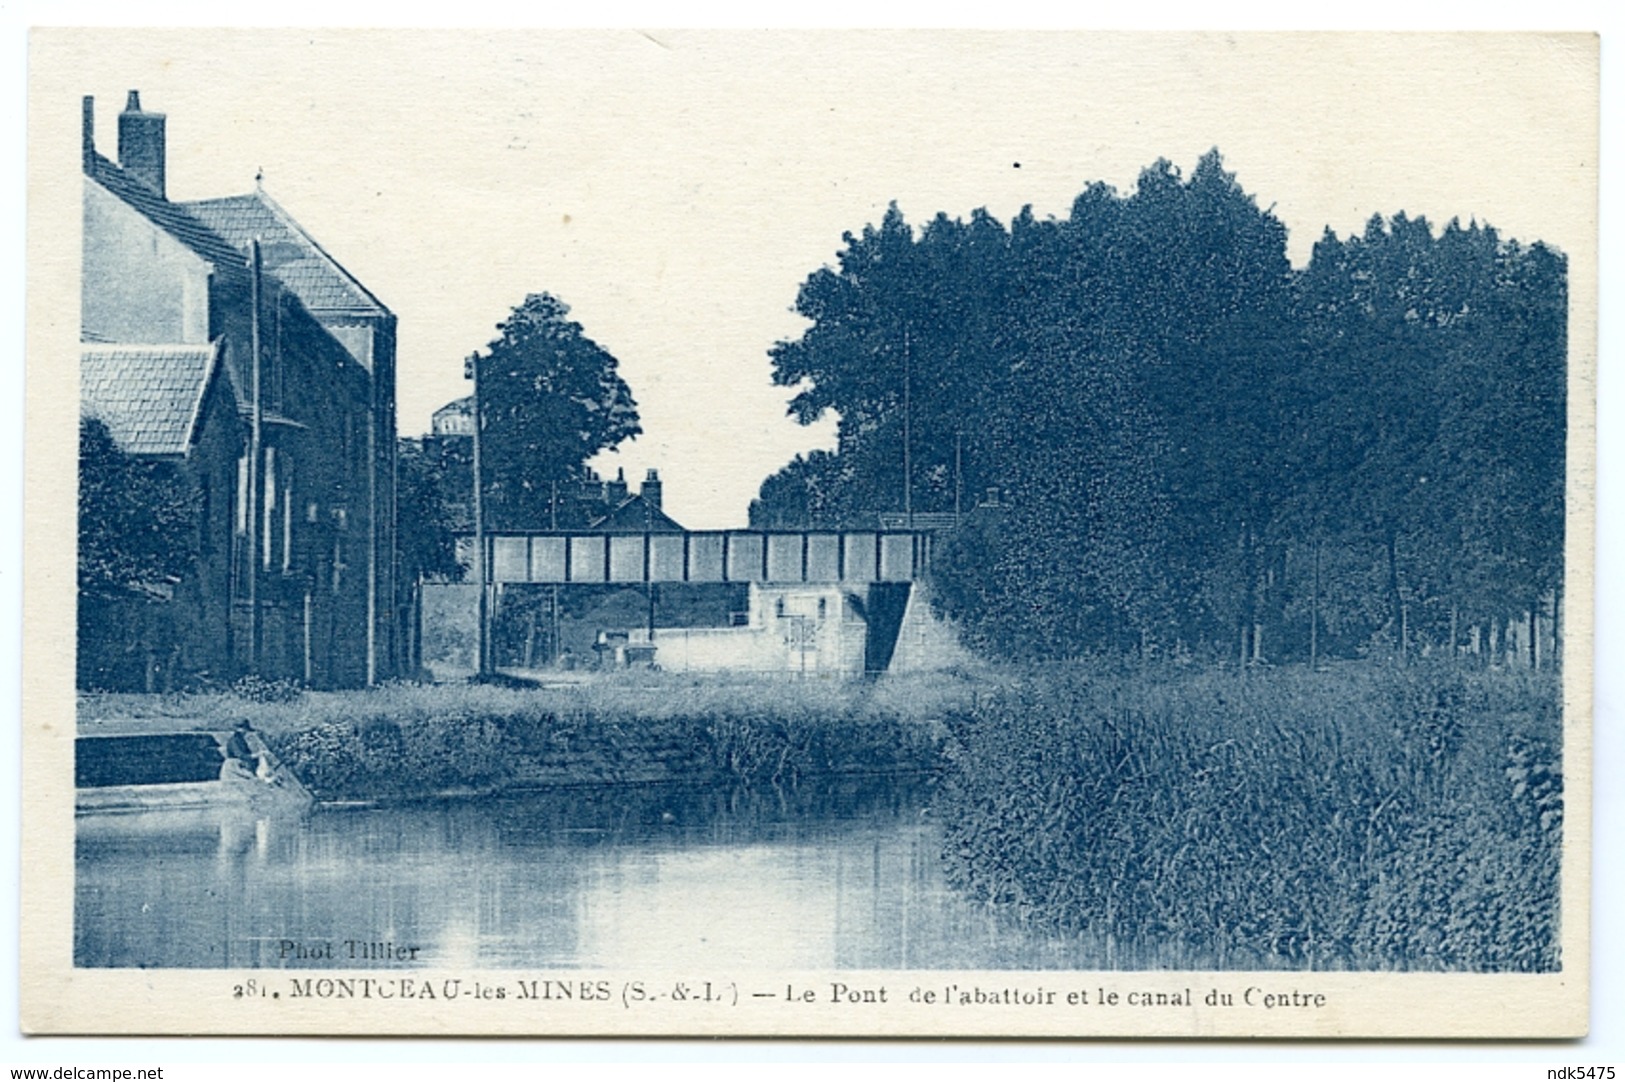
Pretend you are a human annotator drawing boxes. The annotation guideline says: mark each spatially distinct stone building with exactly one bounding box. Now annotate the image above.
[79,91,397,688]
[184,186,399,685]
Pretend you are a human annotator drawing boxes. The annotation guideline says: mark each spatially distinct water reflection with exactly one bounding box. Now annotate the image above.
[75,780,1104,970]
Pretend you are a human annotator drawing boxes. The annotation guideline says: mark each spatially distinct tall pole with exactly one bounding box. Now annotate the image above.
[365,359,378,685]
[902,325,912,527]
[550,479,560,666]
[246,239,263,675]
[954,430,963,524]
[468,352,492,676]
[1310,539,1320,671]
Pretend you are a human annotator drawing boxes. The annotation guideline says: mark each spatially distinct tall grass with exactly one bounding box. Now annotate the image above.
[934,662,1563,972]
[79,669,979,733]
[78,672,965,801]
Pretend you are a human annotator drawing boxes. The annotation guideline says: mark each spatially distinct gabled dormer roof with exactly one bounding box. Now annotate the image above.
[85,151,247,283]
[81,342,226,457]
[183,189,390,318]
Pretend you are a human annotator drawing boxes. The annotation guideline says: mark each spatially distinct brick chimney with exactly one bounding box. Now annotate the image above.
[575,468,602,504]
[117,90,166,197]
[82,96,95,172]
[606,467,628,504]
[641,469,663,511]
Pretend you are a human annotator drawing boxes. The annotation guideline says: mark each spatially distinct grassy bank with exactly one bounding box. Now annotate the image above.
[79,661,1563,972]
[934,662,1563,972]
[79,672,969,801]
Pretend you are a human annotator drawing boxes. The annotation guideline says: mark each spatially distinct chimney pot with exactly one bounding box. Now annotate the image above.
[641,469,664,511]
[117,89,166,198]
[606,468,629,504]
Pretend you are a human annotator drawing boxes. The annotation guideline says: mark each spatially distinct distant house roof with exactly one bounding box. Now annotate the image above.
[85,152,247,279]
[588,495,685,534]
[183,190,390,317]
[431,396,475,437]
[81,343,222,457]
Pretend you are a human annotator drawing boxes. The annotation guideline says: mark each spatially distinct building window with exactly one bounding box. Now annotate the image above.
[235,454,249,536]
[282,482,294,573]
[262,447,277,570]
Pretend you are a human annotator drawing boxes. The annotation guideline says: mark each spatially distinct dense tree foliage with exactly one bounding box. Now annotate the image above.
[396,436,469,585]
[78,416,201,690]
[467,292,641,531]
[757,151,1566,665]
[78,416,198,599]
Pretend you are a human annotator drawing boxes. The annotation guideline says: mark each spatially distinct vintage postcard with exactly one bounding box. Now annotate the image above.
[21,29,1597,1038]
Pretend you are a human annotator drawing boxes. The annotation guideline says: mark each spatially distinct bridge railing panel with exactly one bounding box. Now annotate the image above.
[530,536,567,582]
[493,537,529,583]
[766,533,803,582]
[650,534,684,581]
[725,533,764,582]
[609,535,645,582]
[880,533,915,581]
[687,533,724,581]
[806,533,840,582]
[570,536,607,583]
[843,533,877,583]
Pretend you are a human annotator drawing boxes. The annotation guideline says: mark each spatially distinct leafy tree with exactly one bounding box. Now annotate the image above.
[78,416,197,598]
[765,204,1015,527]
[396,437,468,585]
[748,449,849,529]
[1291,216,1566,662]
[759,150,1566,667]
[78,416,199,690]
[466,293,641,530]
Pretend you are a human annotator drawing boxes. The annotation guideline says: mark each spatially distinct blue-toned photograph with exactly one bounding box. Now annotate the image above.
[59,32,1582,998]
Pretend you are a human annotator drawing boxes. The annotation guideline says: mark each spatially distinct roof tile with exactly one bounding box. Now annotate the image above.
[81,345,218,456]
[184,192,388,316]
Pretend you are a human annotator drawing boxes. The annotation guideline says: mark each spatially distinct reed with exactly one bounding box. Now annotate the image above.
[933,661,1563,972]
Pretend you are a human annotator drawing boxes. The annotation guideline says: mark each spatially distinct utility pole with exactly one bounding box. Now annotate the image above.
[466,352,492,677]
[954,430,963,524]
[550,479,560,666]
[246,239,264,675]
[1310,539,1320,671]
[902,325,912,527]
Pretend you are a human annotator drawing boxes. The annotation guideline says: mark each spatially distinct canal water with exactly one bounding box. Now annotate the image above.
[75,779,1106,970]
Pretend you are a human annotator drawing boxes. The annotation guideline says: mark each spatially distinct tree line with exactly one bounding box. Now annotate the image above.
[751,150,1567,666]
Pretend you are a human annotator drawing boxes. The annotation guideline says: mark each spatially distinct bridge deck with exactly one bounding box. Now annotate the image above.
[477,530,934,585]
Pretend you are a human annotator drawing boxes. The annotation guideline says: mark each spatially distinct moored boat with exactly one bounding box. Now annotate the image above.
[76,726,312,816]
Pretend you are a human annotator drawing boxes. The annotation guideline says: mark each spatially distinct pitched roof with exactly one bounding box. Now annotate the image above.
[81,344,221,457]
[588,495,686,534]
[183,190,390,316]
[85,153,247,278]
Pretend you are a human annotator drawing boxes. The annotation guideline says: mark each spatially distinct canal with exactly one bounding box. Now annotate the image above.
[75,778,1106,970]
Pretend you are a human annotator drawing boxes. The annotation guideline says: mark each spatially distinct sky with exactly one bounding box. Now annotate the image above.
[34,30,1597,530]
